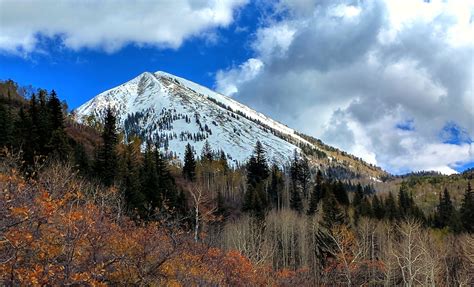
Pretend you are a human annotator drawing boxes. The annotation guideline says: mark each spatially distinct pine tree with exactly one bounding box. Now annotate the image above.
[268,164,284,209]
[47,129,71,161]
[140,144,161,215]
[290,182,303,213]
[333,180,349,206]
[308,170,323,215]
[73,143,90,176]
[398,185,424,221]
[183,143,196,181]
[155,146,179,211]
[289,150,303,212]
[219,150,229,174]
[201,140,213,162]
[47,90,64,131]
[460,182,474,232]
[0,92,14,147]
[95,107,118,186]
[299,157,311,199]
[243,141,269,217]
[372,195,385,219]
[321,192,345,227]
[385,192,398,220]
[36,89,52,155]
[246,141,269,187]
[123,143,146,215]
[215,191,228,218]
[434,188,454,229]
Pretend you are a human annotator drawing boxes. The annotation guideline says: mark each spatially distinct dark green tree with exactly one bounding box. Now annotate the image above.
[333,180,349,206]
[36,89,52,154]
[268,164,284,209]
[201,140,213,162]
[0,92,14,147]
[73,143,90,176]
[47,90,64,131]
[246,141,269,187]
[371,195,385,219]
[47,129,71,161]
[243,141,269,217]
[122,144,146,216]
[460,182,474,233]
[95,107,118,186]
[299,157,311,199]
[290,182,303,213]
[384,192,398,220]
[182,143,196,181]
[321,192,345,227]
[140,144,161,215]
[308,170,324,215]
[215,191,228,218]
[289,151,303,213]
[434,188,454,229]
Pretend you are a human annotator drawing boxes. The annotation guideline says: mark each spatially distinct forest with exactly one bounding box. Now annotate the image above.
[0,79,473,286]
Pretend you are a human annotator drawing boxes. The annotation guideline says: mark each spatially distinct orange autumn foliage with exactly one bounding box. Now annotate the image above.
[0,165,282,286]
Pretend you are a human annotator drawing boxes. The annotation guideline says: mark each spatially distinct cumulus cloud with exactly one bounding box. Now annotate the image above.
[215,0,474,174]
[215,58,264,96]
[0,0,247,55]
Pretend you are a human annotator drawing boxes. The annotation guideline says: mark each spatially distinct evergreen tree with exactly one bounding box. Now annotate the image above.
[246,141,269,187]
[290,181,303,213]
[0,93,14,147]
[308,170,324,215]
[321,192,345,227]
[434,188,454,229]
[47,129,71,161]
[353,183,364,207]
[243,141,269,217]
[95,107,118,186]
[201,140,213,162]
[372,195,385,219]
[268,164,284,209]
[73,143,90,176]
[183,143,196,181]
[289,151,303,212]
[47,90,64,131]
[384,192,398,220]
[218,150,229,174]
[36,89,52,154]
[398,185,424,221]
[140,144,161,215]
[154,146,179,212]
[333,180,349,206]
[460,182,474,232]
[215,191,228,218]
[299,157,311,199]
[122,143,146,215]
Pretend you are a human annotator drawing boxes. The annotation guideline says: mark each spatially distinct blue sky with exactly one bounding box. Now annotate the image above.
[0,0,472,174]
[0,1,258,109]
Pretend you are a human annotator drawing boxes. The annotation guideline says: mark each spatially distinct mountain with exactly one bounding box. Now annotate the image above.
[75,71,386,180]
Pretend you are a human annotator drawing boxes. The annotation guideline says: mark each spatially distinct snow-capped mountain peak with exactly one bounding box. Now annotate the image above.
[75,71,315,166]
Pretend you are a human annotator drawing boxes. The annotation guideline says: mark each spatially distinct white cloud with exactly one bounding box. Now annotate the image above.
[215,58,263,96]
[215,0,474,174]
[0,0,248,55]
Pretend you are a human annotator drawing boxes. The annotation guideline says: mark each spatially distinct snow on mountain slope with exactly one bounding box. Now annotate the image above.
[75,71,314,166]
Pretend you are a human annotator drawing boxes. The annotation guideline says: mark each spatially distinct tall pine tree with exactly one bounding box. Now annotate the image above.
[243,141,270,218]
[460,182,474,232]
[95,107,118,186]
[183,143,196,181]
